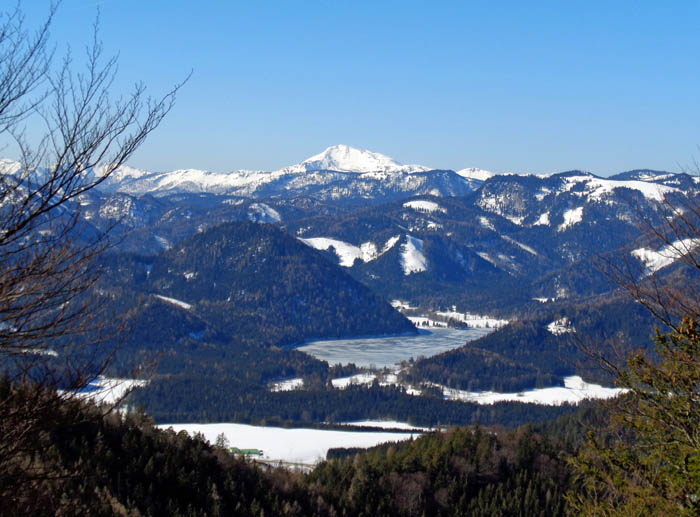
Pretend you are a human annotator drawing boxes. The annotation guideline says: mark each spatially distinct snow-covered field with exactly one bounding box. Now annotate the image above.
[158,423,416,465]
[72,377,147,405]
[341,420,430,431]
[403,200,446,214]
[300,235,399,267]
[440,376,622,406]
[632,238,700,276]
[331,373,377,388]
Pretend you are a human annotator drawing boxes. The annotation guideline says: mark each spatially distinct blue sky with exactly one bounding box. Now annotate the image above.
[19,1,700,175]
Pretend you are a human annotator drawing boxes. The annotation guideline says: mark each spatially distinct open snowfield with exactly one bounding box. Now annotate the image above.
[440,376,623,406]
[340,420,430,431]
[72,377,147,405]
[158,423,416,465]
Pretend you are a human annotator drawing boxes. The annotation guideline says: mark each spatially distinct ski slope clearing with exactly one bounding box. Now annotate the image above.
[158,423,416,465]
[440,376,622,406]
[401,235,427,275]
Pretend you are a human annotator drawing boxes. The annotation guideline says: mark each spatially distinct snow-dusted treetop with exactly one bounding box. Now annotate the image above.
[285,144,431,174]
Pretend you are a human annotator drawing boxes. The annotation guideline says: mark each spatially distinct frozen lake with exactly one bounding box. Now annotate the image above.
[298,327,493,368]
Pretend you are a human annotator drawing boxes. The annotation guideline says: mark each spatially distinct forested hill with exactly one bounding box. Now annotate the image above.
[102,221,415,348]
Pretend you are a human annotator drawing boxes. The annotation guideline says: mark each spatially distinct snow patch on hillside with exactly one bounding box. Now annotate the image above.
[341,420,430,431]
[563,175,677,202]
[558,207,583,231]
[301,235,398,267]
[534,212,550,226]
[401,236,427,275]
[501,235,538,256]
[440,376,622,406]
[403,200,446,213]
[154,295,192,310]
[270,378,304,392]
[248,202,281,223]
[632,238,700,275]
[479,217,496,231]
[331,373,377,388]
[547,317,574,335]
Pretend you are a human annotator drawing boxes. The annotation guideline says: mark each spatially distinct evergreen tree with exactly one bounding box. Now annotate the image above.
[570,317,700,515]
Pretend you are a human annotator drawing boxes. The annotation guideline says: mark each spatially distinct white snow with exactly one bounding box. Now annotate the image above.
[292,144,431,174]
[403,200,446,214]
[408,316,447,328]
[434,311,508,329]
[533,297,552,303]
[154,295,192,310]
[270,378,304,392]
[391,299,416,310]
[455,167,495,181]
[331,373,377,388]
[562,175,678,202]
[158,423,416,465]
[558,207,584,231]
[547,317,574,335]
[301,238,368,267]
[479,217,496,231]
[401,236,427,275]
[382,235,401,253]
[155,235,170,250]
[534,212,550,226]
[440,376,622,406]
[341,420,430,431]
[501,235,538,256]
[301,235,399,268]
[632,238,700,275]
[73,377,147,406]
[248,202,281,223]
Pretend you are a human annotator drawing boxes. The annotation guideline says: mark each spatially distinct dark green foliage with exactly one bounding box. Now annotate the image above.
[307,425,570,516]
[1,381,585,516]
[136,380,580,429]
[0,383,311,516]
[407,295,658,392]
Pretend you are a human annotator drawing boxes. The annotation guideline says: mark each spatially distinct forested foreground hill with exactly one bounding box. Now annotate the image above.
[1,381,600,516]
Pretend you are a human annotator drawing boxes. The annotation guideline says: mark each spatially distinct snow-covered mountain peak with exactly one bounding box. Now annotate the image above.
[455,167,495,181]
[287,145,431,174]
